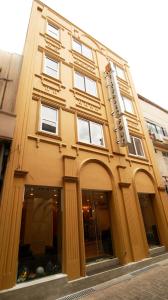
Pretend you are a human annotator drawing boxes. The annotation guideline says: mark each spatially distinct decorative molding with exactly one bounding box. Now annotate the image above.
[14,170,28,178]
[63,155,76,160]
[158,186,166,192]
[119,182,131,188]
[63,176,78,183]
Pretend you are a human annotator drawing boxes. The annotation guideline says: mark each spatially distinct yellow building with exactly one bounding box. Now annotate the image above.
[0,0,168,292]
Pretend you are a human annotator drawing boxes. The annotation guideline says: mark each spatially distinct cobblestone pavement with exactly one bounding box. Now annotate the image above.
[82,260,168,300]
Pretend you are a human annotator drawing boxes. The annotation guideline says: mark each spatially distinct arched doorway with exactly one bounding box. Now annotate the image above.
[80,160,114,262]
[134,170,161,248]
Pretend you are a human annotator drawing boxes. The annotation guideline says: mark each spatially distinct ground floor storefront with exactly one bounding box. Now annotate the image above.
[0,157,168,291]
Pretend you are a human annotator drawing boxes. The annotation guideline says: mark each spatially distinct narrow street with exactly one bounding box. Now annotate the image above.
[81,259,168,300]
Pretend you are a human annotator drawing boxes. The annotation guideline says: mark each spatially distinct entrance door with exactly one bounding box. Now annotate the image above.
[138,193,160,247]
[82,190,113,262]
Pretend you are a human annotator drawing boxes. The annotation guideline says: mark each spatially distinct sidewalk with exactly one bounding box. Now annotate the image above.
[82,259,168,300]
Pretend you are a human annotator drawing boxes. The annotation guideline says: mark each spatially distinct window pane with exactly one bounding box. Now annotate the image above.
[147,123,157,134]
[41,106,57,134]
[134,138,144,157]
[47,24,59,39]
[156,125,163,135]
[128,136,136,155]
[123,97,134,114]
[73,40,82,53]
[45,57,59,78]
[115,65,126,80]
[74,72,85,91]
[85,77,97,96]
[90,122,104,146]
[82,44,92,59]
[78,119,90,143]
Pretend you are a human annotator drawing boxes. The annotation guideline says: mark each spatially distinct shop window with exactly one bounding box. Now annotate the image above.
[78,118,104,146]
[73,39,92,59]
[114,64,126,80]
[47,23,59,40]
[44,57,59,79]
[17,186,62,283]
[74,72,97,96]
[122,96,134,114]
[128,136,145,157]
[40,104,58,135]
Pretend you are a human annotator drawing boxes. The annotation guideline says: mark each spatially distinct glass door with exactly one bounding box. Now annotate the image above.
[82,190,113,262]
[139,193,160,247]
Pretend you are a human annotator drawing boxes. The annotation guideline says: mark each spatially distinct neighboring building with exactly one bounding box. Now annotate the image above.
[0,0,168,293]
[139,94,168,192]
[0,50,22,194]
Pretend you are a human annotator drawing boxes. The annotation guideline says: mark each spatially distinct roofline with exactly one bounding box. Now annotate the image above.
[34,0,128,63]
[138,94,168,114]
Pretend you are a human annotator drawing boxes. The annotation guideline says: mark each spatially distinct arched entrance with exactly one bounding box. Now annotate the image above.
[134,170,161,248]
[80,160,114,262]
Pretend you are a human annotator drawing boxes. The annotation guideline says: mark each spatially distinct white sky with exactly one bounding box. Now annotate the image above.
[0,0,167,110]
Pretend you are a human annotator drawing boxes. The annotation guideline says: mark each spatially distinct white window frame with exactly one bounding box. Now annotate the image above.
[77,118,104,147]
[74,72,97,96]
[73,39,92,59]
[44,56,59,79]
[114,64,126,80]
[47,23,59,40]
[122,96,134,114]
[40,104,58,135]
[128,136,145,157]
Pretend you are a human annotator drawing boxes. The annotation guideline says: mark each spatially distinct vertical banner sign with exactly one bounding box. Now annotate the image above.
[105,62,131,146]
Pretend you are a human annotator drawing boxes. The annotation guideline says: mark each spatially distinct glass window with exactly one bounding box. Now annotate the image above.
[85,77,97,96]
[128,136,136,155]
[47,23,59,39]
[72,40,82,53]
[78,119,90,143]
[44,57,59,79]
[147,122,167,137]
[74,72,97,96]
[41,105,58,134]
[82,44,92,59]
[122,96,134,114]
[78,118,104,146]
[128,136,145,157]
[90,122,104,146]
[17,186,62,283]
[115,65,126,80]
[134,137,145,157]
[73,39,92,59]
[74,72,85,91]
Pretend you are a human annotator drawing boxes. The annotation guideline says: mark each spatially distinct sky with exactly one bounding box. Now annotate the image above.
[0,0,167,110]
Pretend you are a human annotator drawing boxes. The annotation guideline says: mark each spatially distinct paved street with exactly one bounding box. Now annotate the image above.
[82,259,168,300]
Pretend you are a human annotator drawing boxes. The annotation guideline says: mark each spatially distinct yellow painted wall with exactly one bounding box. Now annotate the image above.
[0,0,168,291]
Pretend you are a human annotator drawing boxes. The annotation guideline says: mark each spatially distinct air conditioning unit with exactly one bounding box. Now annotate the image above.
[154,133,164,142]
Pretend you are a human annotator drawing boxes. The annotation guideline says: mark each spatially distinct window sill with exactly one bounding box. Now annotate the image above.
[73,87,99,101]
[71,49,94,64]
[36,131,62,141]
[42,72,61,83]
[77,141,109,151]
[128,154,148,161]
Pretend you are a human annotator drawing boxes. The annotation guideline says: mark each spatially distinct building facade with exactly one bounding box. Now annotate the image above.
[0,0,168,291]
[0,50,22,199]
[139,94,168,191]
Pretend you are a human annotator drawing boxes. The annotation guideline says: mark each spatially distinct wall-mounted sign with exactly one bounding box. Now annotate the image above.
[105,62,131,146]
